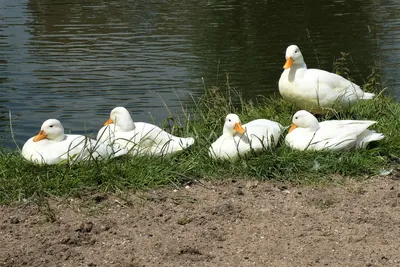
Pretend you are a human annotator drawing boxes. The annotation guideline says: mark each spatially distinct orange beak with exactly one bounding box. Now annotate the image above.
[104,118,114,126]
[234,122,246,134]
[283,57,294,69]
[33,130,47,142]
[288,123,297,133]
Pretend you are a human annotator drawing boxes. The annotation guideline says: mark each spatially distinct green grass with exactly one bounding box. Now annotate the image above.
[0,72,399,204]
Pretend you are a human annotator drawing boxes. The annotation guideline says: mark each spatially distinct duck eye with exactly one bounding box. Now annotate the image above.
[49,125,54,128]
[295,116,298,120]
[228,119,231,122]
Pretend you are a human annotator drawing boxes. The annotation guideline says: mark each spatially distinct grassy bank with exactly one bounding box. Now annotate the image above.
[0,76,399,204]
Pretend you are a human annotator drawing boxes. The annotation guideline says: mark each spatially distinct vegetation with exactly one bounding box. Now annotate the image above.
[0,66,399,204]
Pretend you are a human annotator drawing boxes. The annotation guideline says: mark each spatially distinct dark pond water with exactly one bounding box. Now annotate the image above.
[1,0,399,148]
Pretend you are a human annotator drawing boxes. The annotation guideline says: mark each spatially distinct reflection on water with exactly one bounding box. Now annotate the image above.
[0,0,399,148]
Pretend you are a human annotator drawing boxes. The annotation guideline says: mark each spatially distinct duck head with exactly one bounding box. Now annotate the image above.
[223,114,246,136]
[283,45,304,69]
[33,119,65,142]
[104,107,135,131]
[289,110,320,133]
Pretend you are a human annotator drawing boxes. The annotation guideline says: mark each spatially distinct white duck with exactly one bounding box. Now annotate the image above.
[285,110,384,151]
[22,119,128,165]
[209,114,283,160]
[97,107,195,157]
[278,45,375,114]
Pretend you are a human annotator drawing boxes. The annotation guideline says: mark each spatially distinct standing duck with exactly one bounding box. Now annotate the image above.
[278,45,375,114]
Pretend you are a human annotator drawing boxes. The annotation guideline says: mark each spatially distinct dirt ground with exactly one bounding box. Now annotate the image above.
[1,172,400,267]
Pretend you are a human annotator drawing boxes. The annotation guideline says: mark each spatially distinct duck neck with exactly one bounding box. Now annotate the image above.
[223,128,235,137]
[121,118,135,131]
[288,62,307,81]
[114,114,135,132]
[53,134,65,142]
[292,61,307,71]
[308,117,320,132]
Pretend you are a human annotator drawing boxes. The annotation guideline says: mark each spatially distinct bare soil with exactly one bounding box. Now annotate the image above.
[1,173,400,267]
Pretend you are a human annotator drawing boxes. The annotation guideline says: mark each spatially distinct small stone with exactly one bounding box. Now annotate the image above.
[245,181,259,189]
[92,194,107,203]
[279,185,288,191]
[60,237,71,244]
[236,189,244,196]
[10,216,19,224]
[76,221,94,233]
[100,225,110,232]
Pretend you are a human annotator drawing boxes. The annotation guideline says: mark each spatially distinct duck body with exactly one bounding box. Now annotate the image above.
[209,114,282,160]
[22,119,127,165]
[285,110,384,151]
[97,107,195,156]
[278,45,375,114]
[242,119,283,148]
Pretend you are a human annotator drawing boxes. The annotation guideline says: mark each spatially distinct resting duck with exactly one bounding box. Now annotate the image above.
[97,107,195,156]
[209,113,282,160]
[285,110,384,151]
[22,119,127,165]
[278,45,375,114]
